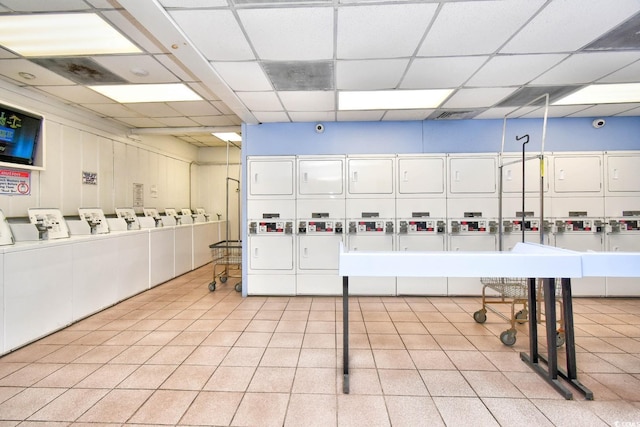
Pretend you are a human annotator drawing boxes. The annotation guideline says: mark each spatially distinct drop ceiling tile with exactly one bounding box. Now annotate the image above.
[419,0,545,56]
[102,10,163,55]
[533,52,640,85]
[467,54,568,87]
[474,106,539,120]
[154,54,193,81]
[159,0,227,7]
[382,109,433,121]
[289,111,335,122]
[85,0,117,8]
[337,3,438,59]
[337,59,408,90]
[0,0,89,11]
[616,105,640,116]
[191,115,237,126]
[153,116,200,126]
[37,85,114,103]
[125,103,181,117]
[253,111,290,123]
[211,62,272,91]
[115,117,165,127]
[211,101,234,115]
[0,59,76,85]
[78,103,142,117]
[501,0,640,53]
[91,55,180,84]
[0,47,16,59]
[337,110,385,121]
[236,92,283,111]
[568,103,640,117]
[401,56,488,89]
[170,10,254,61]
[238,7,333,60]
[442,87,517,109]
[169,101,222,116]
[278,91,334,111]
[519,105,591,118]
[599,59,640,83]
[187,82,222,101]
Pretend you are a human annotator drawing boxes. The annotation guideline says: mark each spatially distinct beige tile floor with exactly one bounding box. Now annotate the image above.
[1,266,639,426]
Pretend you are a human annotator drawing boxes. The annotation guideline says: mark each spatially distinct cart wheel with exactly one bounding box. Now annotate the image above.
[220,276,228,283]
[556,331,565,348]
[473,310,487,324]
[515,309,528,321]
[208,282,216,292]
[235,283,242,292]
[500,329,517,346]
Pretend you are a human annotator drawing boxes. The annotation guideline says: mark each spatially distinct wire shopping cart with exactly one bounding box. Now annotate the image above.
[208,240,242,292]
[473,277,565,347]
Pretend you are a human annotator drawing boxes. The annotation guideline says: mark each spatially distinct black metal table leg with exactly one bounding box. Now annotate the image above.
[342,275,349,394]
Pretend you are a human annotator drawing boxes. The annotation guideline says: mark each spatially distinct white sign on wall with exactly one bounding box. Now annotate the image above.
[0,168,31,195]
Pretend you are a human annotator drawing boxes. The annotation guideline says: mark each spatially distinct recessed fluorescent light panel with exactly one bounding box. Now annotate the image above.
[213,132,242,142]
[89,84,203,103]
[339,89,453,110]
[553,83,640,105]
[0,13,141,57]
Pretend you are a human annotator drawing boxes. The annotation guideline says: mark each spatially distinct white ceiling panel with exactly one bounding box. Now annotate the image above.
[467,54,567,87]
[37,85,114,103]
[401,56,488,89]
[568,103,640,117]
[419,0,545,56]
[616,106,640,116]
[599,60,640,84]
[278,91,334,111]
[153,116,200,127]
[0,0,89,11]
[337,3,438,59]
[253,111,290,123]
[238,7,333,61]
[85,0,117,8]
[382,109,433,121]
[520,105,591,118]
[443,87,517,109]
[290,111,336,122]
[159,0,227,7]
[0,47,16,59]
[191,115,237,126]
[337,110,385,121]
[170,10,255,61]
[91,55,180,84]
[474,106,539,119]
[125,103,181,117]
[211,62,272,91]
[169,101,221,116]
[501,0,640,54]
[533,52,640,85]
[236,92,283,111]
[101,10,163,55]
[0,58,76,85]
[79,103,142,118]
[337,59,408,90]
[115,117,165,127]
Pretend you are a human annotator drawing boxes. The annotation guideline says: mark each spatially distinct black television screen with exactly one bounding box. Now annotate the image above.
[0,104,42,166]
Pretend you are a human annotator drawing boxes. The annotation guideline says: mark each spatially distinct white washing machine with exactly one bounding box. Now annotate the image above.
[247,216,295,295]
[552,216,606,296]
[605,216,640,296]
[296,217,344,295]
[447,217,498,295]
[396,217,447,295]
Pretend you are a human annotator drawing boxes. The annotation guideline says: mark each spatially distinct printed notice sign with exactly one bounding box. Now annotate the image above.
[0,168,31,195]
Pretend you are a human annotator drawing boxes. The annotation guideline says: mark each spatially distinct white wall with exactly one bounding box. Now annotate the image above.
[0,83,198,218]
[193,146,242,241]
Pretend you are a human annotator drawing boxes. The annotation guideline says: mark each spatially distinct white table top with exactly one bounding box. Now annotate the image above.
[338,242,640,279]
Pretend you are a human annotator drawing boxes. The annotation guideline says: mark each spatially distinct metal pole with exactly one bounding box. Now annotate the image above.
[516,134,530,243]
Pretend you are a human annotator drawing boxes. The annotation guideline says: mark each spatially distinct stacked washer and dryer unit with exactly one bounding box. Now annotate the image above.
[245,152,640,297]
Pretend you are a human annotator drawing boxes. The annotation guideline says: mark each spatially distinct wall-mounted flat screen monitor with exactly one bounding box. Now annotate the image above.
[0,103,42,166]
